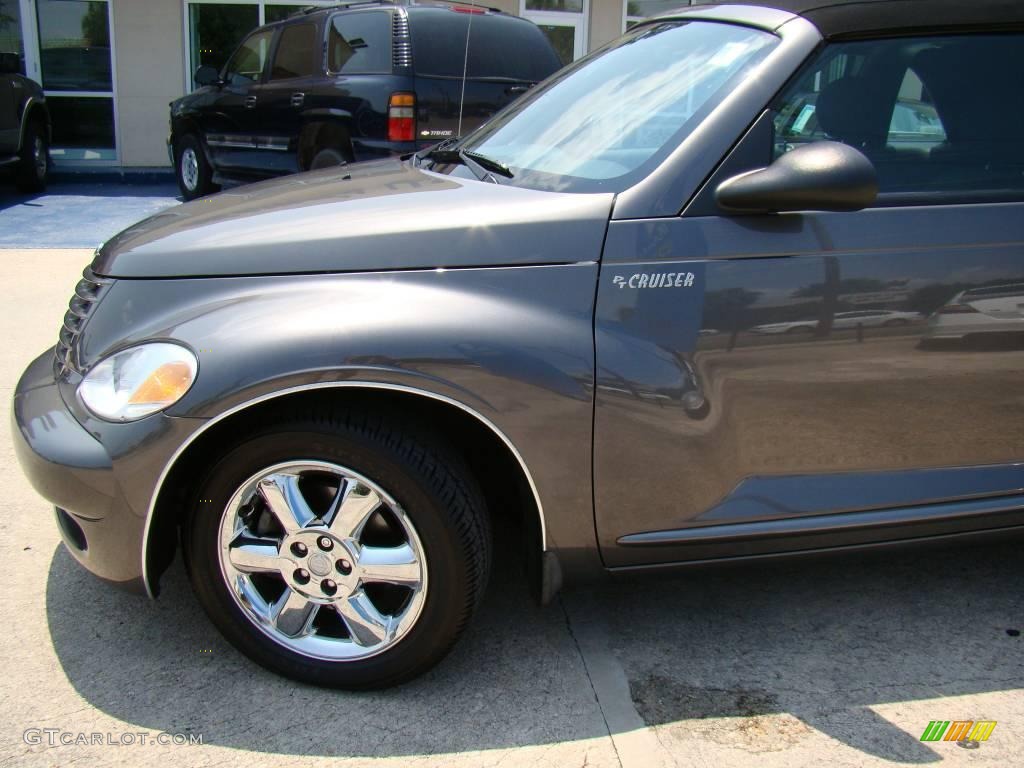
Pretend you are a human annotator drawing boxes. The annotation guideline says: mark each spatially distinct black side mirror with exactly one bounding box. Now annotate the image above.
[716,141,878,214]
[0,52,19,74]
[194,65,221,87]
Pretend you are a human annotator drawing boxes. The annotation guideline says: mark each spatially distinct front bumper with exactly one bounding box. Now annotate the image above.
[12,351,148,592]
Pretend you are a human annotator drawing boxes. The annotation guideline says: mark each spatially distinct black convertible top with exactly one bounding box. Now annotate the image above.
[691,0,1024,39]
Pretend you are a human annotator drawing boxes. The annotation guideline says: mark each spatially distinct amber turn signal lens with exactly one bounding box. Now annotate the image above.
[128,361,195,405]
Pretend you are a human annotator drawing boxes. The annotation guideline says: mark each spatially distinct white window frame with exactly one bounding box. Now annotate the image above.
[520,0,588,63]
[182,0,335,94]
[19,0,120,165]
[622,2,642,33]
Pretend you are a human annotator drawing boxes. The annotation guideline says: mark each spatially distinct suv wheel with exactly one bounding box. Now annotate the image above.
[15,119,48,193]
[309,147,350,170]
[186,411,491,689]
[175,134,218,200]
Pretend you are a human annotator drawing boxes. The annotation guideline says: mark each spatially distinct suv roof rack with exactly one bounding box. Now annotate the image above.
[290,1,399,18]
[288,0,504,18]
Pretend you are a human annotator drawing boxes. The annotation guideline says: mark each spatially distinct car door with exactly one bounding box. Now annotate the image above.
[595,32,1024,568]
[258,20,320,174]
[204,27,274,173]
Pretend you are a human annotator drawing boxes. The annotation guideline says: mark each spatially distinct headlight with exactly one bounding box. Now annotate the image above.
[78,343,198,422]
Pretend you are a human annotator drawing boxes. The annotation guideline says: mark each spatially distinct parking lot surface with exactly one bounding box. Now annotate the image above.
[0,249,1021,767]
[0,182,180,249]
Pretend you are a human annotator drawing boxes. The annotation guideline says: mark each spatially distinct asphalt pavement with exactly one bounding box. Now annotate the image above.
[0,248,1021,768]
[0,180,181,248]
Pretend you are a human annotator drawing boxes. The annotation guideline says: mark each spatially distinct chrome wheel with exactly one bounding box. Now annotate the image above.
[180,147,199,192]
[217,461,428,661]
[33,136,46,179]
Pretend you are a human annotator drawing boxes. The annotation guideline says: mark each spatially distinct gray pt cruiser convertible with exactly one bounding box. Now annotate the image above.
[13,0,1024,688]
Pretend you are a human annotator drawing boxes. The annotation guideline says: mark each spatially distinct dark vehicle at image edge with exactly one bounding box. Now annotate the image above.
[168,0,561,199]
[13,0,1024,689]
[0,52,50,192]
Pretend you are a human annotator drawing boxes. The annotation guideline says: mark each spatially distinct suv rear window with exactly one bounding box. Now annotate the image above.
[328,11,391,74]
[409,10,560,81]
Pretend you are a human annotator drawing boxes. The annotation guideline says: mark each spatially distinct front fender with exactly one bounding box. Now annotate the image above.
[75,263,603,582]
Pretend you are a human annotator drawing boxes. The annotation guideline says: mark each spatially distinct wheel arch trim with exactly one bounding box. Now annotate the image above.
[141,381,548,598]
[18,97,49,150]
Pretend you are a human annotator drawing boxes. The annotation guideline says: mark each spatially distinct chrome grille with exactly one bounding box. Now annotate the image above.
[54,269,109,375]
[392,10,412,69]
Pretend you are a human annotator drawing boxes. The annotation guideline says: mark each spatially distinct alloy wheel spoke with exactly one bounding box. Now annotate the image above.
[334,590,392,647]
[227,535,281,574]
[272,587,318,637]
[326,480,381,539]
[357,543,421,588]
[258,473,318,534]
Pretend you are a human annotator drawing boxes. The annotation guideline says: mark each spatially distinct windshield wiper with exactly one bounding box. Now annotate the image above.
[414,136,461,166]
[417,142,514,183]
[460,150,514,179]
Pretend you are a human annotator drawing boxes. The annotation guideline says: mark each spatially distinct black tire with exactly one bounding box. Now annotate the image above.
[309,147,349,170]
[186,409,491,689]
[15,118,48,193]
[174,133,218,200]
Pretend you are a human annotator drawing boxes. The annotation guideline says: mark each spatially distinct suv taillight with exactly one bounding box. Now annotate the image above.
[388,92,416,142]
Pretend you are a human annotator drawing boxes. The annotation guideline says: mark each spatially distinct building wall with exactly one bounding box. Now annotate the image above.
[112,0,185,167]
[589,0,623,52]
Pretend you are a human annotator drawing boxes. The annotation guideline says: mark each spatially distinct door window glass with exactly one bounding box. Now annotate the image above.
[270,23,317,80]
[224,28,272,85]
[772,34,1024,199]
[327,11,389,74]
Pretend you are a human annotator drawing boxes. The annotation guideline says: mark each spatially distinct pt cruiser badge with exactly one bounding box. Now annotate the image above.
[612,271,697,289]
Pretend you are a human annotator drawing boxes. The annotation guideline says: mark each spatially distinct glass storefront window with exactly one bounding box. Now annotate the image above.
[188,3,258,88]
[536,24,574,67]
[0,0,24,74]
[526,0,583,12]
[521,0,586,63]
[36,0,116,161]
[265,4,308,24]
[624,0,684,30]
[47,95,114,148]
[37,0,112,91]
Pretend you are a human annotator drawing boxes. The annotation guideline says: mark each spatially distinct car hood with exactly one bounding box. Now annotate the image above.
[92,159,614,278]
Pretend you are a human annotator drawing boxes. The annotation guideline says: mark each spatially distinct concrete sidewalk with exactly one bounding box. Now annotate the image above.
[1,249,1021,768]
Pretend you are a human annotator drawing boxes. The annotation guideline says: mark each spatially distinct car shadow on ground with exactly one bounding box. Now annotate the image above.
[45,537,1023,761]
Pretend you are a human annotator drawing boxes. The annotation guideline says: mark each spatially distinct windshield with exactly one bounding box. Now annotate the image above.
[456,21,778,193]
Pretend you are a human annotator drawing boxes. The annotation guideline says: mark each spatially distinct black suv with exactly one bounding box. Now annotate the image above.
[168,1,561,199]
[0,52,50,192]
